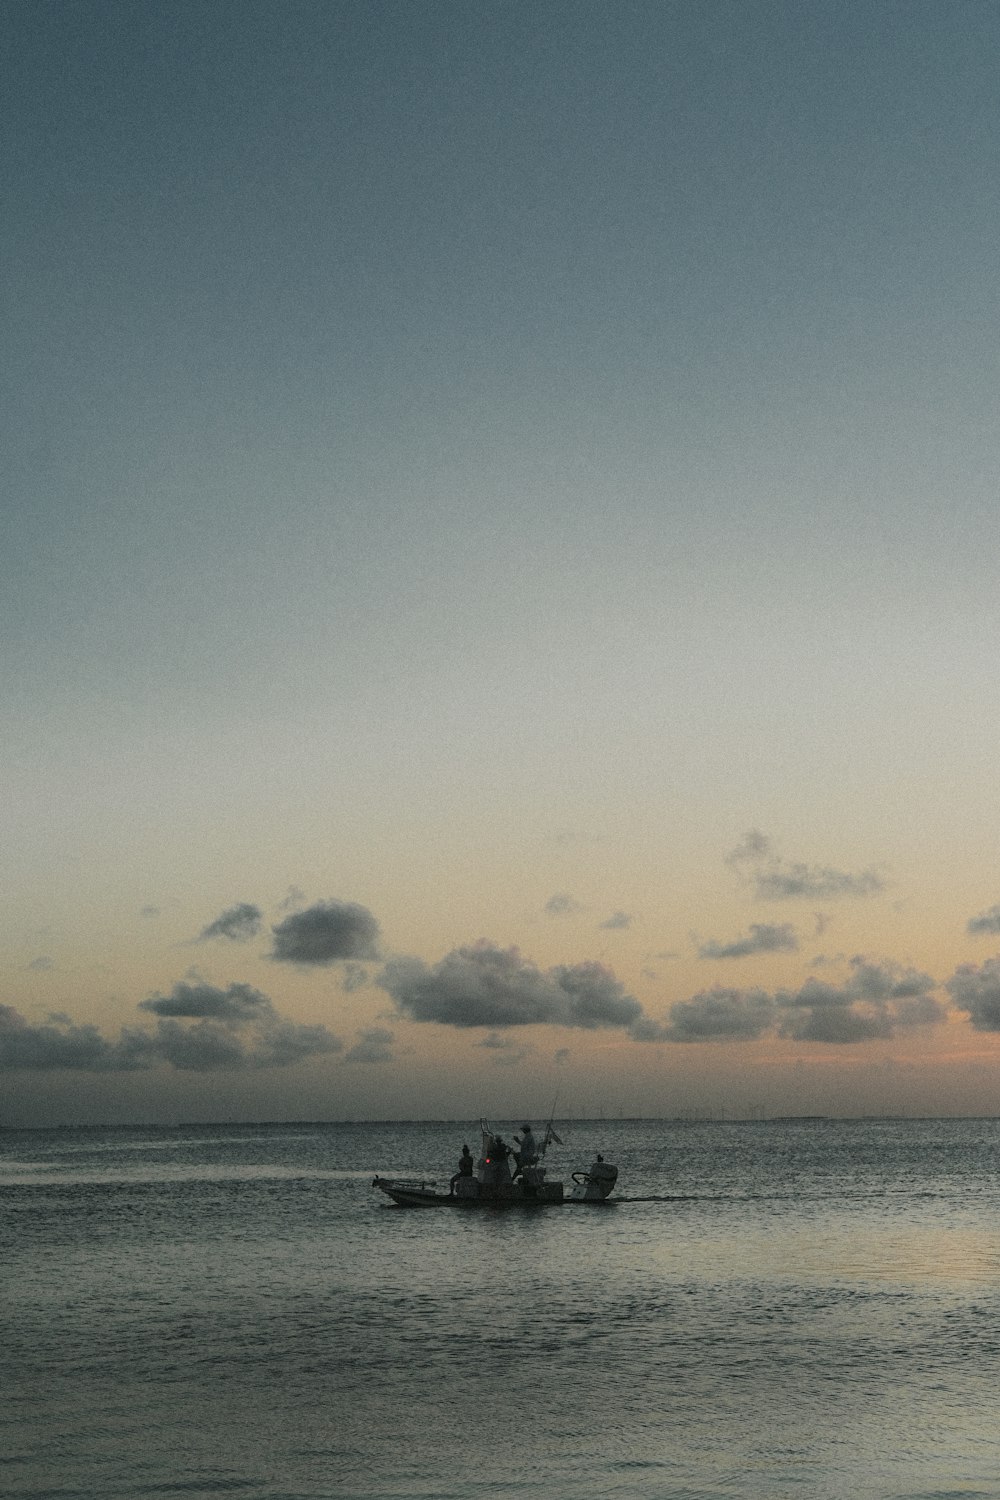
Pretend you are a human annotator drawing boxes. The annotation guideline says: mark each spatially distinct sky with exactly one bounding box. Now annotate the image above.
[4,0,1000,1126]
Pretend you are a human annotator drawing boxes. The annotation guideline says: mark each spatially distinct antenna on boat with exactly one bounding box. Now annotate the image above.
[540,1093,562,1155]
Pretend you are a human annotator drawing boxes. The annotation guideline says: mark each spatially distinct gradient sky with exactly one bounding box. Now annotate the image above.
[5,0,1000,1126]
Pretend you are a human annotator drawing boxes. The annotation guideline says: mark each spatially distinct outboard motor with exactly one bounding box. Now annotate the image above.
[567,1156,618,1202]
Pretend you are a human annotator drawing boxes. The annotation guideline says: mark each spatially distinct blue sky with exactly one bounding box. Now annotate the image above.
[4,1,1000,1124]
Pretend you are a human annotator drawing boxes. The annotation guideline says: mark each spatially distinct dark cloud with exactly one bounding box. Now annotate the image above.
[658,988,777,1042]
[545,893,584,917]
[946,959,1000,1031]
[343,1027,394,1064]
[599,911,631,930]
[271,900,381,965]
[0,1005,148,1071]
[196,903,262,944]
[140,906,160,918]
[781,1007,892,1044]
[698,923,799,959]
[967,905,1000,935]
[139,981,272,1022]
[0,981,343,1074]
[378,942,644,1032]
[27,955,55,971]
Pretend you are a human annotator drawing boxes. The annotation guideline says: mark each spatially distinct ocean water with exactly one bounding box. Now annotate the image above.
[4,1117,1000,1500]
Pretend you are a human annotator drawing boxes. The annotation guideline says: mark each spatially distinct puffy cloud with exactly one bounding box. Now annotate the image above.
[777,958,943,1042]
[967,905,1000,935]
[659,988,777,1042]
[599,911,632,930]
[545,893,584,917]
[551,961,644,1029]
[946,959,1000,1031]
[343,1027,394,1064]
[638,956,944,1048]
[139,981,272,1022]
[378,942,643,1032]
[196,903,262,943]
[847,958,936,1003]
[271,900,381,965]
[698,923,799,959]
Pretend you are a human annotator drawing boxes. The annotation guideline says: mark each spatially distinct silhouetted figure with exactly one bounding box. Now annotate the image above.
[450,1143,474,1194]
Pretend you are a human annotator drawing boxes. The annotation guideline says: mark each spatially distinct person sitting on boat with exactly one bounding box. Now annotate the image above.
[513,1124,537,1174]
[449,1143,474,1195]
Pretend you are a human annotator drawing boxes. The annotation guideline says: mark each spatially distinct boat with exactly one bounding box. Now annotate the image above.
[372,1119,618,1207]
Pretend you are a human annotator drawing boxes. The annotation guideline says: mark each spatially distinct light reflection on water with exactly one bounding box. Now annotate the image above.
[4,1117,1000,1499]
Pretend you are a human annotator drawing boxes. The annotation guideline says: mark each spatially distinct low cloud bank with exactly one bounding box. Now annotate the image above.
[0,981,342,1073]
[650,957,942,1045]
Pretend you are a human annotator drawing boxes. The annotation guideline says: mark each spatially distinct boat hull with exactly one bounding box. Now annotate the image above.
[372,1176,565,1207]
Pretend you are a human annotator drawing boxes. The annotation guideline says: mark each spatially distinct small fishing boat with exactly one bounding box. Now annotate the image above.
[372,1119,618,1207]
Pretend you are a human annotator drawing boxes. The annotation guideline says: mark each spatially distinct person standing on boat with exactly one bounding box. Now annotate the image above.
[513,1124,537,1172]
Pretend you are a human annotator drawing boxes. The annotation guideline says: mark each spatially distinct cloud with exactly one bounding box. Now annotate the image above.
[726,829,773,865]
[780,1006,893,1044]
[139,981,272,1022]
[0,1005,149,1071]
[270,900,381,965]
[196,903,262,943]
[946,959,1000,1031]
[343,1027,394,1064]
[777,958,942,1042]
[140,906,160,919]
[0,982,344,1074]
[476,1033,534,1067]
[967,905,1000,935]
[635,956,944,1048]
[378,941,644,1032]
[754,863,885,901]
[27,956,55,971]
[599,911,632,930]
[658,988,777,1042]
[726,830,884,901]
[341,963,370,993]
[545,893,584,917]
[698,923,799,959]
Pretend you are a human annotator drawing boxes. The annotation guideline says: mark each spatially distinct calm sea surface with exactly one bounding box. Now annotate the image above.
[4,1117,1000,1499]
